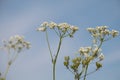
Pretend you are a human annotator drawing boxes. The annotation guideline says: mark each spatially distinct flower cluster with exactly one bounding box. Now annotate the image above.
[64,56,81,73]
[3,35,31,53]
[0,35,31,80]
[64,47,104,80]
[64,26,119,80]
[79,47,92,57]
[37,21,79,37]
[78,46,103,66]
[71,57,81,71]
[64,56,70,69]
[64,46,104,72]
[87,26,119,43]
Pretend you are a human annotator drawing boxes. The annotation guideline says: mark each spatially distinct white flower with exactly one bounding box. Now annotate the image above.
[87,27,95,33]
[78,47,91,56]
[37,27,46,32]
[58,23,70,29]
[92,45,102,57]
[98,53,104,61]
[111,30,119,37]
[3,35,31,53]
[78,47,84,54]
[84,53,89,57]
[70,26,79,31]
[101,29,110,35]
[96,26,108,31]
[40,22,48,27]
[49,22,57,29]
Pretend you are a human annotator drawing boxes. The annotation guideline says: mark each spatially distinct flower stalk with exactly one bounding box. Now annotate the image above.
[0,35,31,80]
[53,36,62,80]
[37,21,78,80]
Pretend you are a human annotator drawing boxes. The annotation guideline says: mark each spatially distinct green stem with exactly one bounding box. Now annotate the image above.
[80,69,97,79]
[93,40,103,57]
[4,48,11,79]
[55,36,62,62]
[53,36,63,80]
[68,68,75,75]
[97,41,103,53]
[53,63,56,80]
[53,29,60,37]
[83,65,89,80]
[75,73,80,80]
[78,65,85,79]
[45,31,53,62]
[4,63,10,79]
[12,52,19,63]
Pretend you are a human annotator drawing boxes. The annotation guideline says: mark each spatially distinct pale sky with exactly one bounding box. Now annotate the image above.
[0,0,120,80]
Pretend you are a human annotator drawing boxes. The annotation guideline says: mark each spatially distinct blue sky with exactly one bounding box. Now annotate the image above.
[0,0,120,80]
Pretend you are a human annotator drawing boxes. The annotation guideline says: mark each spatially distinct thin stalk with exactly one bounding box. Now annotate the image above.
[75,73,80,80]
[4,63,10,78]
[78,65,85,78]
[4,50,19,79]
[82,40,103,80]
[52,36,63,80]
[83,65,89,80]
[53,28,60,37]
[7,48,11,62]
[45,31,53,62]
[68,68,75,75]
[53,63,56,80]
[12,52,19,63]
[55,36,63,62]
[4,48,11,79]
[93,40,103,57]
[81,69,97,79]
[97,40,103,53]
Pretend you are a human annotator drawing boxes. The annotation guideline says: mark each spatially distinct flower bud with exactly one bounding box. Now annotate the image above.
[49,22,57,29]
[111,30,119,37]
[64,56,70,61]
[96,62,102,69]
[64,61,68,67]
[37,27,46,32]
[98,53,104,61]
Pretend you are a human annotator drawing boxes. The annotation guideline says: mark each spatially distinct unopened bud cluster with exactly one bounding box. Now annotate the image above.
[71,57,81,71]
[64,56,70,69]
[64,46,104,72]
[64,56,81,72]
[37,21,79,37]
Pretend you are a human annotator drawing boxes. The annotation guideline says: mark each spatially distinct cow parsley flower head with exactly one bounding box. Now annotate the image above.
[78,47,91,58]
[49,22,57,29]
[58,23,70,29]
[87,26,119,42]
[37,21,79,38]
[40,22,49,27]
[70,26,79,31]
[78,47,91,54]
[3,35,31,53]
[37,27,46,32]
